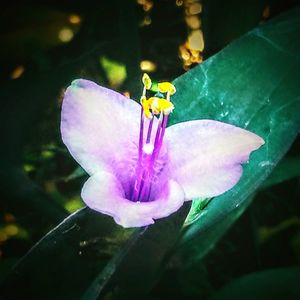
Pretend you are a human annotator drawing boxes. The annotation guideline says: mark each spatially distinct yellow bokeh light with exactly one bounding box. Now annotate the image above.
[185,15,201,29]
[262,5,270,19]
[179,44,191,60]
[141,16,152,26]
[140,60,157,72]
[179,0,204,70]
[100,56,127,88]
[65,197,84,213]
[137,0,153,11]
[176,0,183,6]
[188,29,204,51]
[123,91,131,98]
[41,150,54,159]
[143,1,153,11]
[179,41,203,70]
[58,27,74,43]
[23,164,35,173]
[0,231,7,242]
[189,2,202,15]
[69,14,81,24]
[190,54,202,63]
[5,224,19,236]
[10,65,25,79]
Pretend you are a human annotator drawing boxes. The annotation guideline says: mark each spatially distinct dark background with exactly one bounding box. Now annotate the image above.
[0,1,300,299]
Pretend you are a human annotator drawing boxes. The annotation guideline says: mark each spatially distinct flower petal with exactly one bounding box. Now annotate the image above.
[165,120,264,199]
[81,172,185,228]
[61,79,141,175]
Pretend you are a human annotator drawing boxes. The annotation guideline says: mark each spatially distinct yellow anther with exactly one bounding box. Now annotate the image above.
[158,82,176,95]
[140,75,175,118]
[140,95,147,104]
[141,96,152,119]
[142,73,152,90]
[149,97,174,115]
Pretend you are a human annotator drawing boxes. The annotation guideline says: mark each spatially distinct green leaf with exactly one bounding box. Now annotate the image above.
[185,197,212,225]
[209,267,300,300]
[171,7,300,253]
[1,205,190,299]
[0,208,120,298]
[202,0,267,54]
[261,156,300,188]
[181,196,254,263]
[63,166,87,182]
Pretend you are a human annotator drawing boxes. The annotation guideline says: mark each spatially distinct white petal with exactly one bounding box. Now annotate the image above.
[165,120,264,199]
[81,172,185,228]
[61,79,141,175]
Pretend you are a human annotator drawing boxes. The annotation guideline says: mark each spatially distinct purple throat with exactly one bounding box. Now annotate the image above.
[129,109,169,202]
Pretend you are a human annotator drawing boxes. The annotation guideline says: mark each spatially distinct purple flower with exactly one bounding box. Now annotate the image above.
[61,74,264,228]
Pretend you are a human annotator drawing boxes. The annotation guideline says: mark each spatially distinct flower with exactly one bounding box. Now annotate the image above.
[61,74,264,228]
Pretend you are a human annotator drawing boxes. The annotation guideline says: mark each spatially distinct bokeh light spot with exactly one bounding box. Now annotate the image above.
[189,2,202,15]
[0,231,7,242]
[58,27,74,43]
[176,0,183,7]
[185,15,201,29]
[69,14,81,24]
[5,224,19,236]
[10,65,25,79]
[65,197,84,213]
[188,29,204,51]
[100,56,127,88]
[140,60,157,72]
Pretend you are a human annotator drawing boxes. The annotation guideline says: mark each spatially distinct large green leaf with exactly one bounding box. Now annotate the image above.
[209,267,300,300]
[171,7,300,252]
[0,205,190,299]
[202,0,266,54]
[261,156,300,188]
[0,208,121,299]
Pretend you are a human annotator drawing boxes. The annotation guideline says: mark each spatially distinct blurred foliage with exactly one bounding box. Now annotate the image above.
[209,266,300,300]
[0,0,300,299]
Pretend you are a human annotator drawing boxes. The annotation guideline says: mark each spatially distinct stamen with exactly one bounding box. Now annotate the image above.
[152,113,163,153]
[158,81,175,101]
[158,82,176,95]
[158,114,168,147]
[142,73,152,90]
[131,109,144,202]
[146,118,154,143]
[132,74,176,202]
[151,114,165,162]
[138,106,144,160]
[149,97,174,115]
[141,96,152,119]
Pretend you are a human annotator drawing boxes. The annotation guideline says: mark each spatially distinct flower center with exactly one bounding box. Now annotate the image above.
[143,143,154,155]
[130,74,176,202]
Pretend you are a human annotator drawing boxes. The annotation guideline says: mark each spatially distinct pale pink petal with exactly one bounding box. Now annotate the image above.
[81,171,185,228]
[61,79,142,175]
[165,120,264,199]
